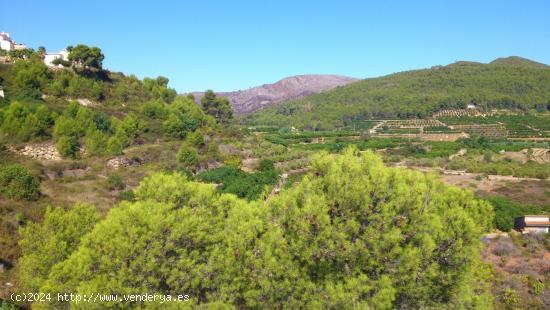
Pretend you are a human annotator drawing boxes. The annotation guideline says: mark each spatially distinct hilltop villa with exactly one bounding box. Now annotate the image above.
[44,49,69,67]
[0,32,27,51]
[514,215,550,234]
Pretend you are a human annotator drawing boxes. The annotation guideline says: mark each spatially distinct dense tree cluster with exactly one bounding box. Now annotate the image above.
[0,101,54,142]
[162,96,214,139]
[244,57,550,129]
[201,90,233,124]
[18,149,493,308]
[52,101,142,158]
[67,44,104,73]
[0,46,177,104]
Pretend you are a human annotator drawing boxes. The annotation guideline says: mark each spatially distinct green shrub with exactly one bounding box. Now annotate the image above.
[106,136,124,156]
[118,190,135,202]
[142,100,167,119]
[177,144,198,168]
[56,135,80,159]
[0,164,40,201]
[186,130,204,146]
[85,129,108,156]
[530,280,545,295]
[106,174,125,191]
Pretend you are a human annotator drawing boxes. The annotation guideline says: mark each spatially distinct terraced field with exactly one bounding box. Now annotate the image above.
[439,114,550,138]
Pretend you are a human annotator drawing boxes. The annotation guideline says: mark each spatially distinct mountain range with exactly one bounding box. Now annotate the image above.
[243,56,550,130]
[192,74,358,114]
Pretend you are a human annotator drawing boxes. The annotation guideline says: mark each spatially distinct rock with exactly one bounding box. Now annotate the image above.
[8,143,61,160]
[193,75,358,114]
[107,156,143,169]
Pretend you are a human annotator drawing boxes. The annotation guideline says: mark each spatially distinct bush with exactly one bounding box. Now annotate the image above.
[118,190,135,202]
[0,164,40,201]
[492,238,515,256]
[106,136,124,156]
[56,135,80,159]
[176,144,198,168]
[106,174,125,191]
[85,130,108,156]
[142,100,167,119]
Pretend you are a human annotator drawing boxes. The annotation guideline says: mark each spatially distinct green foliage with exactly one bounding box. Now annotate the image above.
[449,156,550,179]
[106,136,124,156]
[85,129,108,156]
[141,99,167,119]
[0,164,40,201]
[67,44,104,72]
[9,56,51,100]
[56,135,80,159]
[501,288,520,310]
[245,58,550,128]
[197,164,278,200]
[201,90,233,124]
[0,102,53,142]
[106,174,125,191]
[185,129,205,146]
[120,112,143,142]
[29,150,493,308]
[163,97,203,139]
[529,280,545,295]
[53,115,78,138]
[176,143,198,168]
[487,196,549,231]
[7,48,36,61]
[0,300,22,310]
[18,204,99,292]
[143,76,177,103]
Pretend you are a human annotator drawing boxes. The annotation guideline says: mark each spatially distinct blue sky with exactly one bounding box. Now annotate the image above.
[2,0,549,92]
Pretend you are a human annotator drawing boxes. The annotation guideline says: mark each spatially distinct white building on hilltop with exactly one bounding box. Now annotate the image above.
[0,32,27,51]
[0,32,14,51]
[44,49,69,67]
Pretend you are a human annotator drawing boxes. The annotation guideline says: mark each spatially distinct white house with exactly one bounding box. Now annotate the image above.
[514,215,550,234]
[0,32,14,51]
[13,43,27,50]
[44,49,69,67]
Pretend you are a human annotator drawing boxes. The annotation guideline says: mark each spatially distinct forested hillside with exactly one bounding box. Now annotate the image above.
[243,57,550,130]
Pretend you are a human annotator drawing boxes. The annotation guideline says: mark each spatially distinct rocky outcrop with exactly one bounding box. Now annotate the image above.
[8,143,61,160]
[107,156,143,169]
[193,74,358,114]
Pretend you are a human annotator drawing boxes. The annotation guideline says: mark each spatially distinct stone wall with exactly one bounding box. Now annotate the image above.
[8,143,61,160]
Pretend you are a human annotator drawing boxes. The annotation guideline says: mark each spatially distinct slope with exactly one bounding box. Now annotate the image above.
[243,57,550,130]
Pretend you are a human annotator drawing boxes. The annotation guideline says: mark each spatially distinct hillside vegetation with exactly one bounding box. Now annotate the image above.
[17,150,494,308]
[243,57,550,130]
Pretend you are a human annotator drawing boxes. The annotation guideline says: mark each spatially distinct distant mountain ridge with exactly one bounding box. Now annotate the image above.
[193,74,358,114]
[243,56,550,130]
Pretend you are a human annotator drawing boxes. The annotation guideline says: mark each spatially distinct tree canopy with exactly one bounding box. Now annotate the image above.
[67,44,105,72]
[22,148,493,308]
[201,90,233,124]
